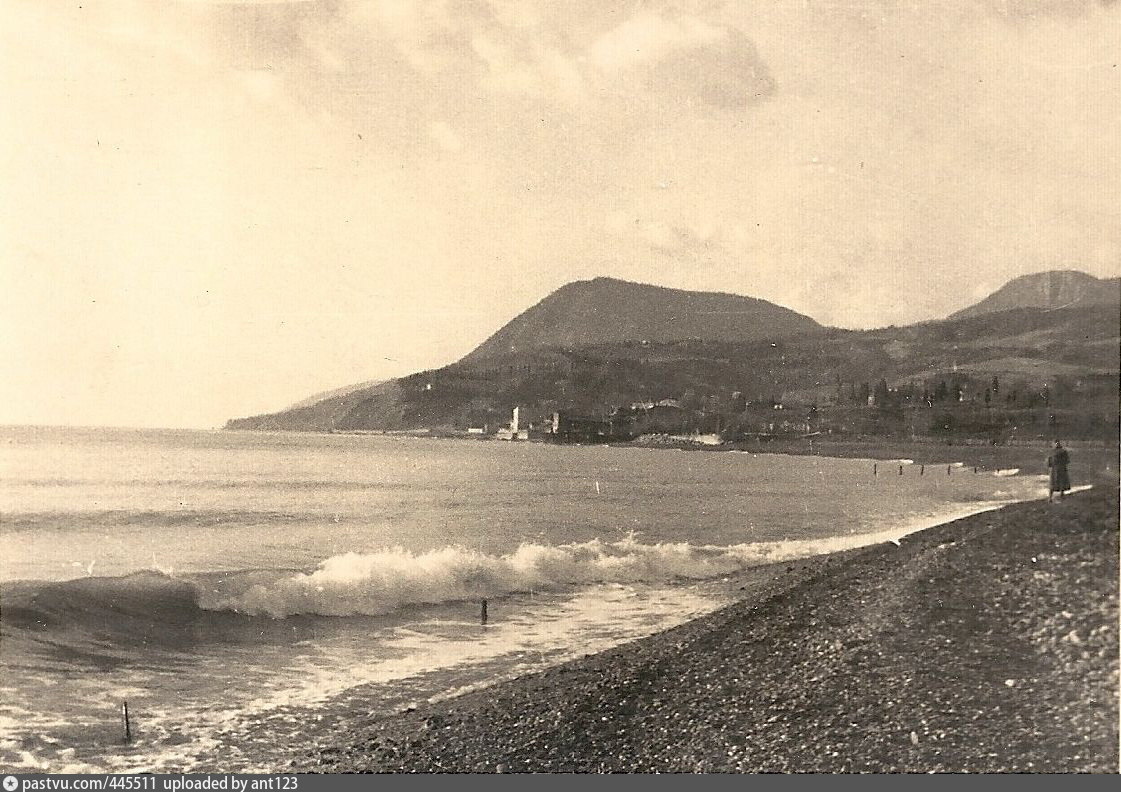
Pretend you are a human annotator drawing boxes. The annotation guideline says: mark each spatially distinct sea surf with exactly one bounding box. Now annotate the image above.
[0,426,1053,771]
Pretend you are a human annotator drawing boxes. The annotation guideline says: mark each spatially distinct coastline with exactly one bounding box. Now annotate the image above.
[234,425,1120,483]
[296,485,1119,773]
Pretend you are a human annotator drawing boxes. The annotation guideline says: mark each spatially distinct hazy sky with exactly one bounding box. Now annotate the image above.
[2,1,1119,428]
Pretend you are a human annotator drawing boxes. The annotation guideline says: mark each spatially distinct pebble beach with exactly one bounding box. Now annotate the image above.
[297,485,1119,773]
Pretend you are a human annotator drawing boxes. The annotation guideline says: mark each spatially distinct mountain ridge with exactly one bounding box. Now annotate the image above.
[286,378,384,410]
[463,276,823,362]
[225,270,1120,438]
[948,270,1120,320]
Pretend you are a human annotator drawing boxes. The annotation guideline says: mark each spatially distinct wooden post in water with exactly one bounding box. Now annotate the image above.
[920,465,925,476]
[899,464,903,476]
[481,598,488,626]
[122,701,132,744]
[947,465,952,476]
[873,463,877,476]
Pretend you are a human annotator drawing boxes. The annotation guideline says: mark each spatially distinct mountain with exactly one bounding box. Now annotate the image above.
[949,270,1120,320]
[226,277,823,431]
[226,272,1120,439]
[286,378,383,410]
[463,277,823,361]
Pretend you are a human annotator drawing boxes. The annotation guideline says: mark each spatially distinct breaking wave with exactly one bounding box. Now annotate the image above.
[3,529,929,634]
[191,523,957,617]
[7,489,1046,632]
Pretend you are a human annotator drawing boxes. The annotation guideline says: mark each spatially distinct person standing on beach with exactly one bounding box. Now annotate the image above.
[1047,441,1071,502]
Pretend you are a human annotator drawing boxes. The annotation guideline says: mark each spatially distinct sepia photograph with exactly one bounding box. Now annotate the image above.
[1,0,1118,777]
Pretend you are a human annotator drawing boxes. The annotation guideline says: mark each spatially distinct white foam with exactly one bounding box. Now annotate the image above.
[201,540,759,617]
[201,505,1014,619]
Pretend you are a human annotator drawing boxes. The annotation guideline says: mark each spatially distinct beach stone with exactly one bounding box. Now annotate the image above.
[298,487,1119,774]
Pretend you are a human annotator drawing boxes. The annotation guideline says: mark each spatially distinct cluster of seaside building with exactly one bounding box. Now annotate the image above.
[477,401,736,444]
[350,372,1115,445]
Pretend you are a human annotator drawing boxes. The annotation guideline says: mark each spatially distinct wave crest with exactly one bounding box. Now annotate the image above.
[202,531,900,618]
[8,504,1016,626]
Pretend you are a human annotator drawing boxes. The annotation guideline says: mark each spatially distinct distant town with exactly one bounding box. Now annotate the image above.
[344,368,1115,448]
[228,272,1120,445]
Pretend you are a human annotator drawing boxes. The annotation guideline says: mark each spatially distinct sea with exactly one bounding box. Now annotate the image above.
[0,426,1052,772]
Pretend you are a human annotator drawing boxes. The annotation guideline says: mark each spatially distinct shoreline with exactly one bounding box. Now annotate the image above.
[6,484,1052,773]
[233,426,1120,484]
[297,485,1119,773]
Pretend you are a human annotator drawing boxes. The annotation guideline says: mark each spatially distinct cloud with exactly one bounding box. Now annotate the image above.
[587,11,773,109]
[605,214,692,251]
[198,2,772,116]
[588,12,727,73]
[604,211,738,268]
[4,0,1120,426]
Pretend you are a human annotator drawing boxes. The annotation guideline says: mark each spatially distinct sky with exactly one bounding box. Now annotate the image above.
[2,0,1119,428]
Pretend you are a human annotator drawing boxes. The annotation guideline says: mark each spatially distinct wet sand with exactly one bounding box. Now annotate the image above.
[295,485,1118,773]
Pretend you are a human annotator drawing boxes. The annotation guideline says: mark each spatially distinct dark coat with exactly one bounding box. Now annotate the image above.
[1048,447,1071,492]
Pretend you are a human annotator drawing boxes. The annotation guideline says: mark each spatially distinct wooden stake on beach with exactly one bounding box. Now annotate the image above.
[899,464,903,476]
[481,598,488,626]
[947,465,952,475]
[920,465,925,476]
[122,701,132,743]
[873,463,877,476]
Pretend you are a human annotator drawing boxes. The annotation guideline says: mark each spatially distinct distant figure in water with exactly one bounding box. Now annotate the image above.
[1047,441,1071,502]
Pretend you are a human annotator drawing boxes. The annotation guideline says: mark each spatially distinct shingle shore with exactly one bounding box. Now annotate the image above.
[299,487,1119,773]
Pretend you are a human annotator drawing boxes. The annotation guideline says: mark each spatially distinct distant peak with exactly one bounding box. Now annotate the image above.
[949,268,1120,320]
[563,276,654,289]
[1007,269,1102,284]
[461,276,822,362]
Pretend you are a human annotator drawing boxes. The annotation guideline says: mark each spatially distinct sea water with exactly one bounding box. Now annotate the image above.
[0,426,1049,772]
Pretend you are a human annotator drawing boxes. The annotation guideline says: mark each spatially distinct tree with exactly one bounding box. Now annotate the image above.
[873,378,890,406]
